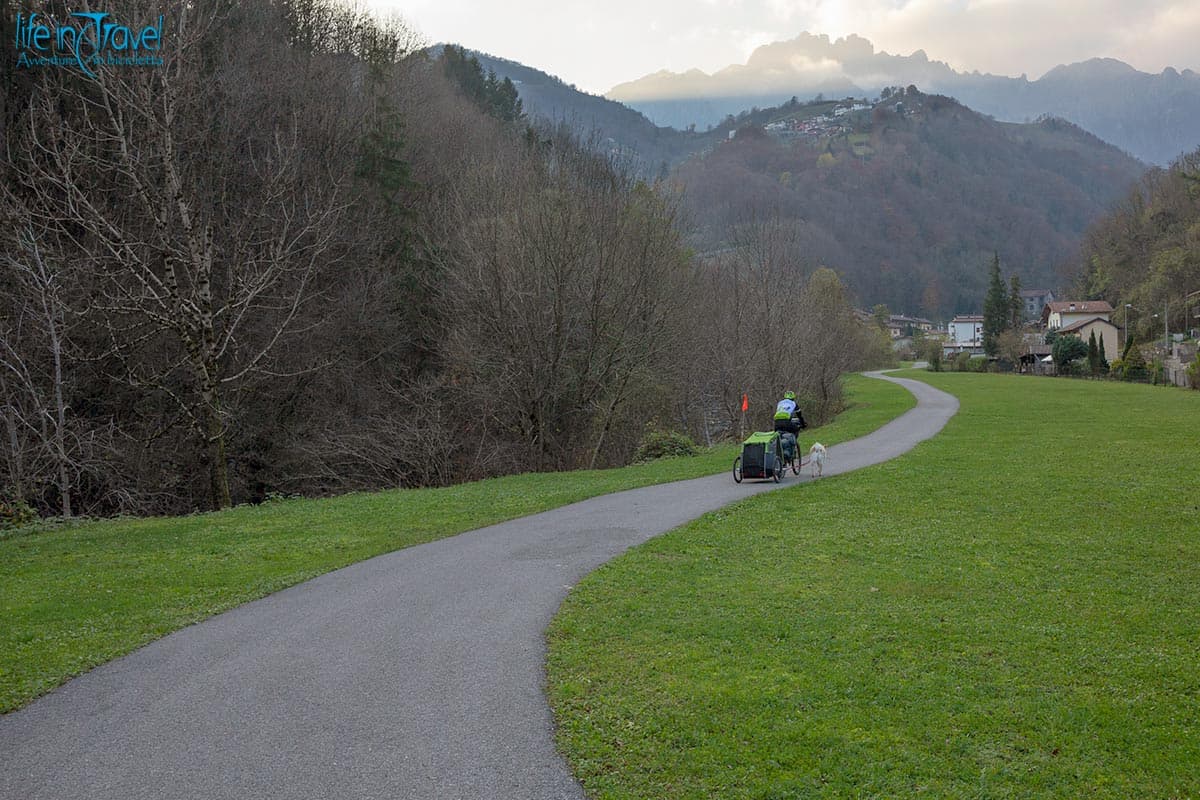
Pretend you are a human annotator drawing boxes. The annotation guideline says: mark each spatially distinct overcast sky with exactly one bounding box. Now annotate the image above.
[368,0,1200,95]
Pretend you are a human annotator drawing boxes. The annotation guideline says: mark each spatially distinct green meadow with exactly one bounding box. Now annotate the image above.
[0,374,910,713]
[548,372,1200,798]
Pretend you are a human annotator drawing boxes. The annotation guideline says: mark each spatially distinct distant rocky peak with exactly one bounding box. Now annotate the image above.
[1040,57,1140,81]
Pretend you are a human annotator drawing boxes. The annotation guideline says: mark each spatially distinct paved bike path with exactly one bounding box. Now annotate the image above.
[0,372,957,800]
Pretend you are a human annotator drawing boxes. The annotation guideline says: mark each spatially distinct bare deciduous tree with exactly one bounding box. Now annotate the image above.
[444,133,692,470]
[795,267,884,417]
[691,213,813,435]
[9,3,364,509]
[0,223,116,516]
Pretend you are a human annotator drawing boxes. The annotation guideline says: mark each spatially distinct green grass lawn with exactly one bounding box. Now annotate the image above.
[548,372,1200,798]
[0,373,910,714]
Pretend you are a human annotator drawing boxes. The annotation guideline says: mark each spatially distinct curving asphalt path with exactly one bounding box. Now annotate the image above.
[0,372,957,800]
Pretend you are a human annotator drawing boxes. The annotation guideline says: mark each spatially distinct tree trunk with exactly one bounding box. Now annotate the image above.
[202,387,232,510]
[48,294,70,518]
[2,404,23,503]
[588,381,628,470]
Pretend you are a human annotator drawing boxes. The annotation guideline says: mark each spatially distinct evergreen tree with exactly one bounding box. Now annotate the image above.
[982,253,1008,356]
[440,46,524,124]
[1052,335,1088,373]
[1098,333,1110,372]
[491,75,523,123]
[1120,333,1148,381]
[1009,274,1022,327]
[1087,330,1100,375]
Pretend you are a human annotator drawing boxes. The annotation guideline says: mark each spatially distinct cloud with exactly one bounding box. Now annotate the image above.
[818,0,1200,77]
[367,0,1200,95]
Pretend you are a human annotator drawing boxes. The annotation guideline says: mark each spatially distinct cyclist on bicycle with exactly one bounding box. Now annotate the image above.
[773,390,807,436]
[773,390,807,461]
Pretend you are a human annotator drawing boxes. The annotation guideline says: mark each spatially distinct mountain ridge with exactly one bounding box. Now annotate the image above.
[444,47,697,171]
[606,33,1200,165]
[429,46,1148,318]
[672,88,1145,316]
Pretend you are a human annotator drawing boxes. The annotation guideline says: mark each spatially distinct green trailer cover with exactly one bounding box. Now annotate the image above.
[742,431,779,446]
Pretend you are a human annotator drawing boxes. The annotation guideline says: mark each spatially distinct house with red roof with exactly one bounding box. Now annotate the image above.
[1042,300,1114,331]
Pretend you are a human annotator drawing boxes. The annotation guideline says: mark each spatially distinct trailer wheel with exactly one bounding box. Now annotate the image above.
[732,457,743,483]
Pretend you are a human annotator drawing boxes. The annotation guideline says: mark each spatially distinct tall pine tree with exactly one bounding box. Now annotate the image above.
[1009,274,1022,328]
[982,253,1008,356]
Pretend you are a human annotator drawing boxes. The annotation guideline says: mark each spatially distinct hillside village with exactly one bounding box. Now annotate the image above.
[728,94,900,143]
[759,98,874,140]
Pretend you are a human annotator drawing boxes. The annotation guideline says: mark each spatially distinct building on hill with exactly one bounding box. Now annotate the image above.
[1056,317,1121,362]
[884,314,934,338]
[1043,300,1113,331]
[1019,288,1056,319]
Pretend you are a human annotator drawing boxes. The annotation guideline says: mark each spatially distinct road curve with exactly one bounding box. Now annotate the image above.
[0,372,957,800]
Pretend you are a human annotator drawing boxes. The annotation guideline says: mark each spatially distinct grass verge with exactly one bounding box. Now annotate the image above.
[0,373,910,714]
[547,372,1200,798]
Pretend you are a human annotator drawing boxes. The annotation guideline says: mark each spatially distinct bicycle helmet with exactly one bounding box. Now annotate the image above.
[783,390,796,401]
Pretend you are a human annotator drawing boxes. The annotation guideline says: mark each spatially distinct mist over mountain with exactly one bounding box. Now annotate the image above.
[607,33,1200,165]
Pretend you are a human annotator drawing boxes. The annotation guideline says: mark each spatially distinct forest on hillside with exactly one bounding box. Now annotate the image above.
[1,1,887,519]
[673,89,1146,317]
[1070,148,1200,342]
[468,50,700,173]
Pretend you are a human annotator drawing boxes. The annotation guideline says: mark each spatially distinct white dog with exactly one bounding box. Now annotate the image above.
[808,442,827,477]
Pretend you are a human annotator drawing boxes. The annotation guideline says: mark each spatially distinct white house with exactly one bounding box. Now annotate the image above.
[949,315,984,346]
[1043,300,1113,331]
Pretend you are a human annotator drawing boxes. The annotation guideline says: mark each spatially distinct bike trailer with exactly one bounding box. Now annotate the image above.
[733,431,783,483]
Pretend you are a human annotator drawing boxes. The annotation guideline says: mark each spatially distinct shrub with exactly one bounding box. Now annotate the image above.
[1052,334,1088,372]
[968,356,989,372]
[1188,352,1200,390]
[0,497,38,531]
[952,352,972,372]
[923,341,943,372]
[633,430,699,462]
[1122,346,1148,382]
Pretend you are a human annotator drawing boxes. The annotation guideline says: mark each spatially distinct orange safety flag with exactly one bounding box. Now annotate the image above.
[741,393,749,412]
